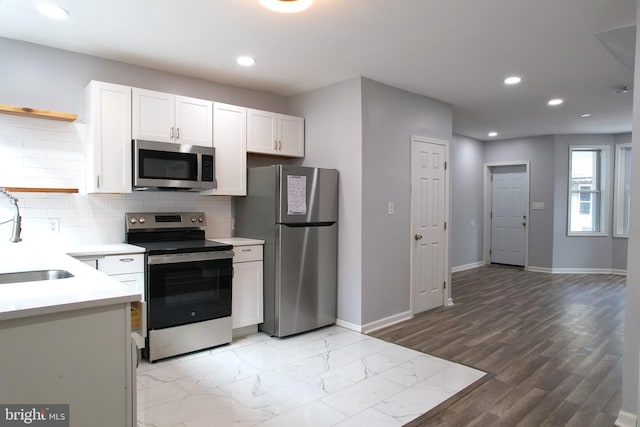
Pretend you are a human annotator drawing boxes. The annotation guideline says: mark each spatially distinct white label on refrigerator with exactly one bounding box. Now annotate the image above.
[287,175,307,215]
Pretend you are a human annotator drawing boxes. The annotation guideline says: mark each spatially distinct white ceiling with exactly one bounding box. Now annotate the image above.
[0,0,635,141]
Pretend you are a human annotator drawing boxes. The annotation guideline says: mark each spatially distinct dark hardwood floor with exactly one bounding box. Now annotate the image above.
[370,265,626,427]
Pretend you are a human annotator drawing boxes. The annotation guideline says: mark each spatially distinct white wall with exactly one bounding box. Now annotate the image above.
[451,134,484,269]
[0,37,289,245]
[288,78,364,327]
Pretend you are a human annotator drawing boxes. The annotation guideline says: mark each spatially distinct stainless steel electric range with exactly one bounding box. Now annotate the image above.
[125,212,233,362]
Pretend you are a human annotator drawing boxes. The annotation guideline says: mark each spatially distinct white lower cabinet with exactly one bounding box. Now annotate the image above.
[232,244,264,329]
[74,252,146,349]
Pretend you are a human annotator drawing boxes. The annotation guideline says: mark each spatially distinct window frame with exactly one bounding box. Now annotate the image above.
[567,145,609,237]
[613,143,632,238]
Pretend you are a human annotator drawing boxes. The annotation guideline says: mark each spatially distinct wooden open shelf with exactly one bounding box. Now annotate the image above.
[1,187,79,194]
[0,104,77,122]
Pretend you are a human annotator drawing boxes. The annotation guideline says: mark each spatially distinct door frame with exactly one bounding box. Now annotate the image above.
[483,161,531,268]
[409,135,451,312]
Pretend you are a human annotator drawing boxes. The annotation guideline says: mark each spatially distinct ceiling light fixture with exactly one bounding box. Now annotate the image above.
[488,132,498,137]
[36,1,69,19]
[548,98,564,106]
[580,113,592,118]
[504,76,522,85]
[237,56,256,67]
[259,0,313,13]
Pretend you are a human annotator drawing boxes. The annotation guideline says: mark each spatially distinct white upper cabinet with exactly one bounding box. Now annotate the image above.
[132,88,212,147]
[85,80,132,193]
[247,108,304,157]
[201,102,247,196]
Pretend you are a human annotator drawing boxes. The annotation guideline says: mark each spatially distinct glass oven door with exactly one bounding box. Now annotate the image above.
[147,251,233,330]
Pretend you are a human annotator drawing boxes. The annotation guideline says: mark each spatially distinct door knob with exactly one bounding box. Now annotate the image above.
[522,222,527,227]
[415,234,423,240]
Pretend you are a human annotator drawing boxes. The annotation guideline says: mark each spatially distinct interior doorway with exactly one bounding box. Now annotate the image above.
[410,136,449,314]
[483,162,530,268]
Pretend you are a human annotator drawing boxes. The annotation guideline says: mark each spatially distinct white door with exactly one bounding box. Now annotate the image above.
[490,166,527,266]
[278,114,305,157]
[247,108,277,154]
[411,137,448,314]
[211,102,247,195]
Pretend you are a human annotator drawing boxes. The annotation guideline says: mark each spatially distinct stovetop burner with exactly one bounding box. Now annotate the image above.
[125,211,232,254]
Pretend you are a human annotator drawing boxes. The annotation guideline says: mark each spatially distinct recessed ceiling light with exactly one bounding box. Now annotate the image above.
[488,132,498,137]
[260,0,313,13]
[548,98,564,106]
[504,76,522,85]
[580,113,592,118]
[237,56,256,67]
[37,1,69,19]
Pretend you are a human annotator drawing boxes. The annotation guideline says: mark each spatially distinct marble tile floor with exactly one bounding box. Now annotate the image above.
[137,326,485,427]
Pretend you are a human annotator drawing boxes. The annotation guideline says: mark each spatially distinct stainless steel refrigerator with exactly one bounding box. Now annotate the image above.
[234,165,338,337]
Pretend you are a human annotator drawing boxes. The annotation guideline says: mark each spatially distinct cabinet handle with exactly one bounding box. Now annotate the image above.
[119,258,135,262]
[170,127,174,139]
[278,140,282,150]
[176,127,180,140]
[96,175,100,189]
[273,140,277,150]
[241,249,252,252]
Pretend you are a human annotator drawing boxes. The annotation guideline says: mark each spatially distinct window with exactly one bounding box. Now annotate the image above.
[568,146,608,235]
[614,143,632,237]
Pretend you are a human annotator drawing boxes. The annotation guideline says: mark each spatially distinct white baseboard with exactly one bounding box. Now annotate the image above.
[526,266,553,273]
[451,261,485,273]
[335,318,362,333]
[361,310,413,334]
[527,266,627,275]
[615,410,636,427]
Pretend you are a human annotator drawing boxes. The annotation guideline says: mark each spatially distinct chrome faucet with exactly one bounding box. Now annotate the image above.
[0,188,22,242]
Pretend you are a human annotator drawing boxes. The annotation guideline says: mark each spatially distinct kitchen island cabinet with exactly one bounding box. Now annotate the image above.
[0,243,139,427]
[247,108,304,157]
[132,88,212,147]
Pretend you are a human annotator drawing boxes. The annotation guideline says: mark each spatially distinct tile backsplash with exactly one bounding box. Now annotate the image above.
[0,115,232,245]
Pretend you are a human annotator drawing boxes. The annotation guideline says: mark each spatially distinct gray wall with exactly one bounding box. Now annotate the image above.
[483,136,556,269]
[0,37,287,121]
[451,134,484,268]
[288,78,364,327]
[552,134,621,270]
[360,78,452,325]
[621,1,640,415]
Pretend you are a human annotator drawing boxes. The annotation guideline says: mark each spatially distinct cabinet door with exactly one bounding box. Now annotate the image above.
[132,88,174,143]
[232,260,264,329]
[247,108,277,155]
[85,81,132,193]
[175,95,213,147]
[278,114,305,157]
[208,102,247,196]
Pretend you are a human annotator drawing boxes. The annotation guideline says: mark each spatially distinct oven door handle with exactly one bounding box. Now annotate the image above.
[148,250,234,265]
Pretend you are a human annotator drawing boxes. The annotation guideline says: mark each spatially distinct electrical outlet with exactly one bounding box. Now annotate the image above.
[48,218,59,233]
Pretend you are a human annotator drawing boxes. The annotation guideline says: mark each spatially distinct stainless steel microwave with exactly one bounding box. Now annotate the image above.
[132,140,216,191]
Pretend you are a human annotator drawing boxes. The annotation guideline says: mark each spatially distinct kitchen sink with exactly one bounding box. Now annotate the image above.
[0,269,74,284]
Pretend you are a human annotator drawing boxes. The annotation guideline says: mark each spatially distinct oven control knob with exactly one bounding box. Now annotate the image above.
[139,217,146,224]
[198,216,204,223]
[191,217,197,223]
[129,218,137,224]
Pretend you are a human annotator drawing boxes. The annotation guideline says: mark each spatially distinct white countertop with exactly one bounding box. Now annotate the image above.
[210,237,265,246]
[63,243,145,257]
[0,242,141,321]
